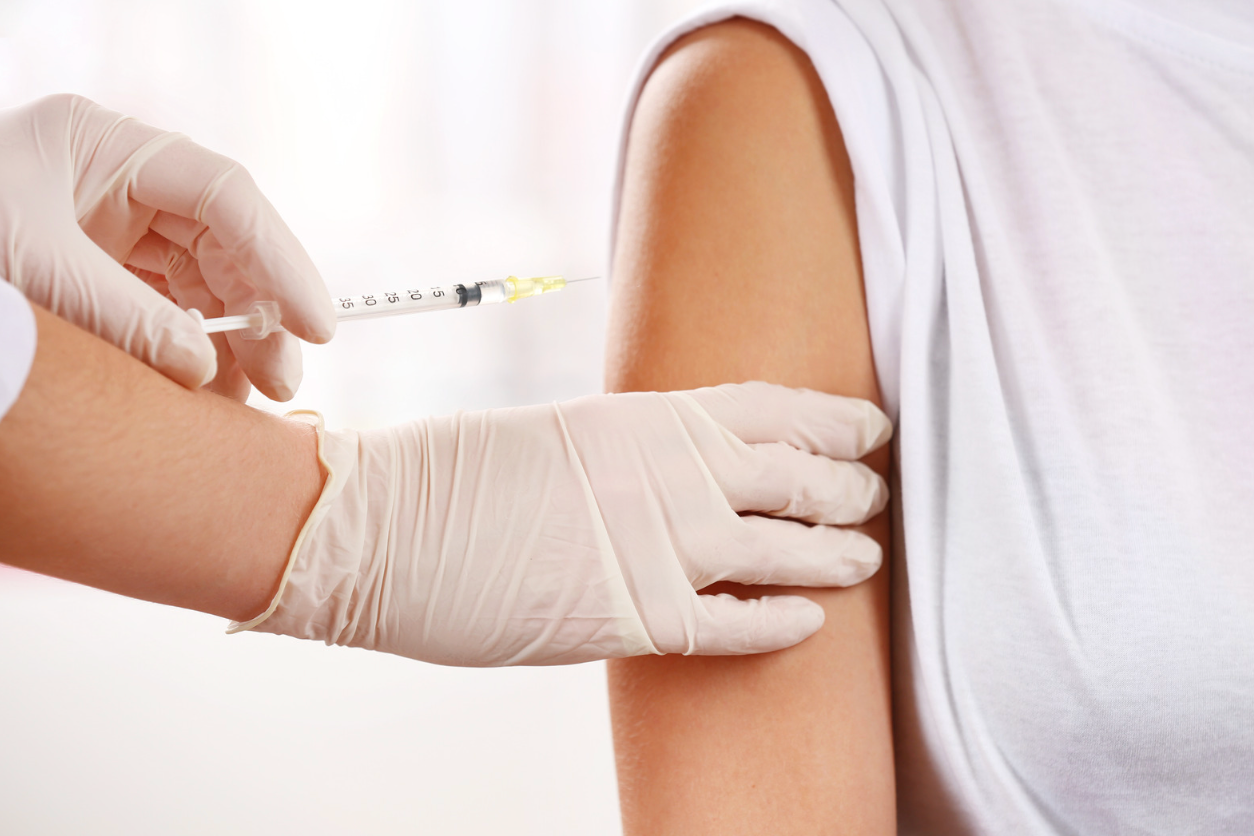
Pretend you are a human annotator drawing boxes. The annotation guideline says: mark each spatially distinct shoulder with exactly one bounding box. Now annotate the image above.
[622,14,855,245]
[610,16,870,397]
[654,18,814,93]
[634,17,835,160]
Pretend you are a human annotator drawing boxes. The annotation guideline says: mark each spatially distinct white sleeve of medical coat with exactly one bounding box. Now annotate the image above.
[0,280,37,424]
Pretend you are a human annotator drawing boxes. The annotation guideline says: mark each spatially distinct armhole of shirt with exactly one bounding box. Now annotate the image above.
[0,281,37,423]
[607,0,909,419]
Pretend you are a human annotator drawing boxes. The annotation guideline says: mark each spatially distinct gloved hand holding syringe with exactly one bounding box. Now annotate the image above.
[194,275,595,339]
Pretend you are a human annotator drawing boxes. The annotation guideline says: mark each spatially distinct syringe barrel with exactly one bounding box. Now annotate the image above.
[333,279,523,322]
[334,286,468,322]
[197,275,572,335]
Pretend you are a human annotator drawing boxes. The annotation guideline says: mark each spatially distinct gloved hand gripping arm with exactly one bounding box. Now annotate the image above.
[236,382,891,664]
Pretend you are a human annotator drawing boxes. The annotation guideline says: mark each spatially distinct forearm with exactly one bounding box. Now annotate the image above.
[606,19,894,834]
[0,302,323,621]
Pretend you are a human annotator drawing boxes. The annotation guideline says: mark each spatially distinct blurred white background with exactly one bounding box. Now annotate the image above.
[0,1,707,833]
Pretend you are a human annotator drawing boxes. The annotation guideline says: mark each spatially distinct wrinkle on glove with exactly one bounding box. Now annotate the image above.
[232,382,892,667]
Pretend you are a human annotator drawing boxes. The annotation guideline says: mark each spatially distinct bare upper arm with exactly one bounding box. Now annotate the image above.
[606,18,895,835]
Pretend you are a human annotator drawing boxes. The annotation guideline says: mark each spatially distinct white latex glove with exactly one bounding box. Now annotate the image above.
[232,382,893,666]
[0,94,336,400]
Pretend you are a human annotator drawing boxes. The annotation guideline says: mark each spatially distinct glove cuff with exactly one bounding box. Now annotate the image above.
[225,410,353,634]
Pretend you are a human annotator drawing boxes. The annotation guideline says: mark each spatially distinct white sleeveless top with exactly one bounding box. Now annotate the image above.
[0,280,37,423]
[617,1,1254,832]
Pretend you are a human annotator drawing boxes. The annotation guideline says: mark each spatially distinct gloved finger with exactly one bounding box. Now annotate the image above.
[23,234,216,389]
[128,139,336,344]
[196,231,303,399]
[205,333,252,401]
[128,229,224,323]
[184,227,265,313]
[148,215,240,318]
[126,230,197,292]
[162,280,254,400]
[130,230,224,321]
[225,328,303,402]
[147,210,207,251]
[692,515,882,588]
[684,381,892,460]
[717,442,888,525]
[141,222,301,397]
[126,266,172,300]
[124,231,251,399]
[674,593,825,655]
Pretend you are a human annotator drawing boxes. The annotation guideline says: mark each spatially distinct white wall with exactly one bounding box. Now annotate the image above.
[0,2,705,833]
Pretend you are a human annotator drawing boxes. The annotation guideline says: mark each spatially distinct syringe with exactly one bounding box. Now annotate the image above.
[195,275,594,339]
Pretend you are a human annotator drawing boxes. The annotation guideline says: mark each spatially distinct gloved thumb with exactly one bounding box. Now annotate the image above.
[683,593,826,655]
[24,234,217,389]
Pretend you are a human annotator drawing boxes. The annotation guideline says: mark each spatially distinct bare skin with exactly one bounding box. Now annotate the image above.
[0,302,322,622]
[606,19,895,835]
